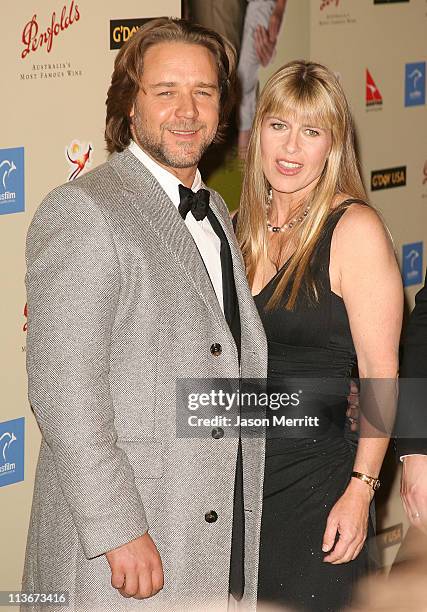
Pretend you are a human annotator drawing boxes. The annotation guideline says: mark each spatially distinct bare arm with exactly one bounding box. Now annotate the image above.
[323,205,403,563]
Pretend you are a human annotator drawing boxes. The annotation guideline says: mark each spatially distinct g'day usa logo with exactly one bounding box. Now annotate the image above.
[110,18,151,50]
[0,417,25,487]
[405,62,426,107]
[0,147,25,215]
[371,166,406,191]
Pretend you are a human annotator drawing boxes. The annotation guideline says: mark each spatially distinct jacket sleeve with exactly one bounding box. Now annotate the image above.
[396,269,427,456]
[25,183,149,559]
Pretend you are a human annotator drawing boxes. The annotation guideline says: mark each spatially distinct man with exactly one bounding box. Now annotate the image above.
[22,18,267,611]
[397,271,427,536]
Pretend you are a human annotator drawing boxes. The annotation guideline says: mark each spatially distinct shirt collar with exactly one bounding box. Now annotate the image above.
[128,140,202,208]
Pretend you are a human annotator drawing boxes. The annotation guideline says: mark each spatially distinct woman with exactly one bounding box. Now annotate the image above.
[234,61,403,611]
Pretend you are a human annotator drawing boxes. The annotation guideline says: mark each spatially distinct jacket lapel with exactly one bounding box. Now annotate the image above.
[108,149,230,333]
[208,189,267,377]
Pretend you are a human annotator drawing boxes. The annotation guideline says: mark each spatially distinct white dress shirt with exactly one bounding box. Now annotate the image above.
[128,141,223,312]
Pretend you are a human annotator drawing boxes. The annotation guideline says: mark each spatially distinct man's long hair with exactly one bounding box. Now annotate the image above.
[105,17,237,153]
[236,60,368,310]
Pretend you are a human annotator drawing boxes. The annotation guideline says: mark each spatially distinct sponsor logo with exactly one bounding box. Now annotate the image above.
[376,524,403,550]
[0,418,25,487]
[0,147,25,215]
[110,18,151,50]
[23,303,28,333]
[422,161,427,200]
[65,140,93,181]
[405,62,426,107]
[371,166,406,191]
[318,1,356,26]
[320,0,340,8]
[403,242,423,287]
[21,0,80,59]
[20,60,83,82]
[366,69,383,109]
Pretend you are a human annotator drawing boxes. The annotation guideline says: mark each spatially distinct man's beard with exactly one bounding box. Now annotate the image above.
[131,107,216,169]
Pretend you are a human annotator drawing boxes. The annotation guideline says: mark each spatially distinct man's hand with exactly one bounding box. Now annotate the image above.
[105,532,164,599]
[401,455,427,534]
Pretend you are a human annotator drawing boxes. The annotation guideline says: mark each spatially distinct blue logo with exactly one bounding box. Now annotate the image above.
[405,62,426,107]
[402,242,423,287]
[0,417,25,487]
[0,147,25,215]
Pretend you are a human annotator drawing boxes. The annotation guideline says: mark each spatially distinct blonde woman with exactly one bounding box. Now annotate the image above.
[234,61,403,610]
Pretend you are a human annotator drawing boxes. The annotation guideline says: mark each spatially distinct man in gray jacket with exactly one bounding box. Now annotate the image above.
[22,17,267,612]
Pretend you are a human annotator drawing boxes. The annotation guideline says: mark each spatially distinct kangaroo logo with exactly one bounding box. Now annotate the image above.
[0,159,17,190]
[65,141,93,181]
[409,68,423,91]
[0,431,17,462]
[406,249,420,271]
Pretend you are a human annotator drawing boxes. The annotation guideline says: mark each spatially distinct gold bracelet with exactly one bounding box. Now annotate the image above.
[351,471,380,491]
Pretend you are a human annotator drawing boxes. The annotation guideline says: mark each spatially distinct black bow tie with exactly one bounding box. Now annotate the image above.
[178,184,210,221]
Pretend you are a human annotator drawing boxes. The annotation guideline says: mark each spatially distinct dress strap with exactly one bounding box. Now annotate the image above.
[311,198,368,292]
[338,198,367,206]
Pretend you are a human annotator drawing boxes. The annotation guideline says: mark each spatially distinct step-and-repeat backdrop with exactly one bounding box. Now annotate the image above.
[263,0,427,567]
[0,0,180,598]
[1,0,426,598]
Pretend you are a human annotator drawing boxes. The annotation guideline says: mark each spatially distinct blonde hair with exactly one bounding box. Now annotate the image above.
[236,60,367,309]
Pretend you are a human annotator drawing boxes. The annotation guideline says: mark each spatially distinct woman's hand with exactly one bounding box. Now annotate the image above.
[322,477,373,564]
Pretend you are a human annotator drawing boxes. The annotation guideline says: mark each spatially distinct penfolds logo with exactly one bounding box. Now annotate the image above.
[21,0,80,59]
[320,0,340,9]
[23,303,28,332]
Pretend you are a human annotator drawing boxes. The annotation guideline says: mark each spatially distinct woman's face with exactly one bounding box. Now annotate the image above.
[260,112,332,200]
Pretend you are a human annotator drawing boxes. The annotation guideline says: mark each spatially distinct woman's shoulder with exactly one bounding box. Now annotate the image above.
[332,195,393,258]
[335,197,384,230]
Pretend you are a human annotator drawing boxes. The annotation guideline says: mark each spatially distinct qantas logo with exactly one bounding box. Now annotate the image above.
[366,69,383,107]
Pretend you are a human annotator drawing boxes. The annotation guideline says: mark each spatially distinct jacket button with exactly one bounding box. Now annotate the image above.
[205,510,218,523]
[212,427,224,439]
[210,343,222,356]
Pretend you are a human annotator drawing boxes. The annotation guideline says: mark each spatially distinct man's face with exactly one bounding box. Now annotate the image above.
[130,42,220,172]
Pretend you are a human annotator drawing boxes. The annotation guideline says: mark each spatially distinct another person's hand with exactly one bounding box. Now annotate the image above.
[401,455,427,534]
[105,532,164,599]
[254,25,276,67]
[268,4,285,42]
[254,1,286,66]
[322,477,372,563]
[346,379,360,433]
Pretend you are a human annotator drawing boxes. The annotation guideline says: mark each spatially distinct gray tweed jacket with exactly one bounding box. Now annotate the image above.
[22,148,267,611]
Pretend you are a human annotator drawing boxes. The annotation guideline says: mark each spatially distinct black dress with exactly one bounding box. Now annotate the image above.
[254,200,376,612]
